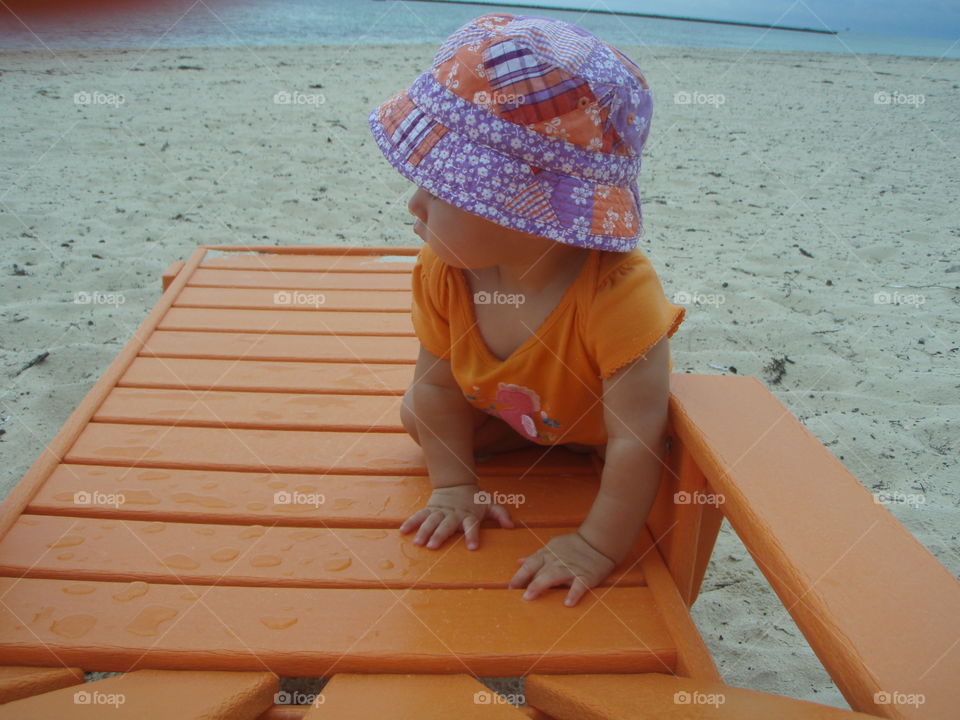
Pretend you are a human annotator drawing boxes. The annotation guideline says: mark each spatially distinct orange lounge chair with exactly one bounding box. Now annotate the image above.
[0,245,956,719]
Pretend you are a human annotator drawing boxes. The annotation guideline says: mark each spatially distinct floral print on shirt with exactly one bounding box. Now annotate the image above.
[465,381,563,443]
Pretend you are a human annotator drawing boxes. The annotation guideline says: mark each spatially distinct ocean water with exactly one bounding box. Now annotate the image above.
[0,0,956,59]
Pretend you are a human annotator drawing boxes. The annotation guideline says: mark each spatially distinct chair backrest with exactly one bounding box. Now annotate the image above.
[661,372,960,719]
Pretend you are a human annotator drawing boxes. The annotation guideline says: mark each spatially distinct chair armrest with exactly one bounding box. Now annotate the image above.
[667,373,960,720]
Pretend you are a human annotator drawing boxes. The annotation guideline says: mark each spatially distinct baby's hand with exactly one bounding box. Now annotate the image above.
[508,531,617,607]
[399,483,515,550]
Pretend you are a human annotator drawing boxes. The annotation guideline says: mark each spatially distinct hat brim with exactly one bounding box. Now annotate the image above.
[368,87,644,252]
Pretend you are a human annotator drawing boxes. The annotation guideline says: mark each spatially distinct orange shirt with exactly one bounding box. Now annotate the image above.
[410,243,685,446]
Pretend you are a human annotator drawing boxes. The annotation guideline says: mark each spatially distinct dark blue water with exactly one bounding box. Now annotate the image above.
[1,0,956,58]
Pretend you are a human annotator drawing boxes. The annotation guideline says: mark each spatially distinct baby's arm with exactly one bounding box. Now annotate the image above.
[510,336,671,606]
[399,344,513,549]
[407,345,479,489]
[578,335,671,563]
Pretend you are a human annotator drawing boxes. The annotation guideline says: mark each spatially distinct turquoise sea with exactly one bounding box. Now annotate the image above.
[0,0,956,58]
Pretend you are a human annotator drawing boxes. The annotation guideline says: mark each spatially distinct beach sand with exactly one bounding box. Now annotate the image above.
[1,41,958,708]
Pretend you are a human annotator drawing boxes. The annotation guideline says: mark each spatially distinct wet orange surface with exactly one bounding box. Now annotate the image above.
[1,245,955,718]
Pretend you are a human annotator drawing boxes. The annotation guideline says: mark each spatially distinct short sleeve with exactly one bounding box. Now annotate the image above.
[410,245,452,359]
[585,252,685,380]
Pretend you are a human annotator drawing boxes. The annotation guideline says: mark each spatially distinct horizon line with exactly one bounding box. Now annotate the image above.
[392,0,838,35]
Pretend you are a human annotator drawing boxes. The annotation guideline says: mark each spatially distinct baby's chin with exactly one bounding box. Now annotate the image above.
[428,243,493,271]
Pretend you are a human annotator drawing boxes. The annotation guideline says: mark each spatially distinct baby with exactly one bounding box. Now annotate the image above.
[368,13,685,607]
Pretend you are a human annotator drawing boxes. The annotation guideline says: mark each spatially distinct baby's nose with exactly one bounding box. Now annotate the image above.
[407,186,429,221]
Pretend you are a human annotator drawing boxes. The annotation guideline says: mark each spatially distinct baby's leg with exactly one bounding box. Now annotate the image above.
[564,442,607,461]
[400,385,539,458]
[473,413,542,457]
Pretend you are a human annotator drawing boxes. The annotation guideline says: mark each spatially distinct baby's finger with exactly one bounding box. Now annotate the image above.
[413,511,445,546]
[564,576,592,607]
[426,514,462,549]
[399,508,430,534]
[463,515,481,550]
[522,565,570,601]
[508,552,545,590]
[486,502,514,529]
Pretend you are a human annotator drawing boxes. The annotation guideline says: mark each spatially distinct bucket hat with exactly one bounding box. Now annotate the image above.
[368,12,653,252]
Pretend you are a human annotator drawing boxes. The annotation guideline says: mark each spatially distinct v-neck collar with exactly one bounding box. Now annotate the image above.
[456,249,596,365]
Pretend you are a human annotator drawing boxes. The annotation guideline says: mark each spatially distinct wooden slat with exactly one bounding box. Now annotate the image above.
[0,515,648,588]
[0,666,84,704]
[174,287,412,310]
[257,707,308,720]
[188,268,411,290]
[63,424,595,476]
[161,259,185,291]
[636,527,721,682]
[198,245,418,257]
[304,674,528,718]
[525,674,885,719]
[0,577,676,675]
[141,330,419,362]
[200,252,419,272]
[158,307,414,335]
[117,358,413,394]
[670,373,960,720]
[0,669,277,719]
[520,708,554,720]
[27,464,602,527]
[94,388,406,431]
[644,435,723,608]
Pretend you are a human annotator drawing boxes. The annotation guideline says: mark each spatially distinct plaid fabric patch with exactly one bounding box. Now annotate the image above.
[504,179,559,224]
[485,39,594,125]
[379,93,447,167]
[510,16,595,73]
[483,38,551,91]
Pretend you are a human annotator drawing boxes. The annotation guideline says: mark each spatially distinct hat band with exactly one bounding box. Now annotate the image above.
[407,71,643,186]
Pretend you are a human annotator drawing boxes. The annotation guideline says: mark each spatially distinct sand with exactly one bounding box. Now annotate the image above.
[1,41,958,709]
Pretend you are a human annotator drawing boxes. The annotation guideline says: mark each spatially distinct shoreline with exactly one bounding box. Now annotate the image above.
[1,42,952,61]
[399,0,837,34]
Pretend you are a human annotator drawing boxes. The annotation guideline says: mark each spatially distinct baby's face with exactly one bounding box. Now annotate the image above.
[408,185,538,270]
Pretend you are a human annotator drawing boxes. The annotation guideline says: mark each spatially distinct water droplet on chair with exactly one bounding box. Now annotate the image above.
[162,554,200,570]
[112,581,149,602]
[125,606,178,636]
[49,535,85,548]
[260,616,298,630]
[50,614,96,638]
